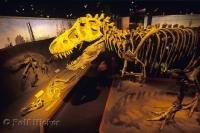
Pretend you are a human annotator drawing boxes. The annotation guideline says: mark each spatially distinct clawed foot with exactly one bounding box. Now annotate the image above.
[147,104,181,130]
[148,94,200,130]
[182,93,200,117]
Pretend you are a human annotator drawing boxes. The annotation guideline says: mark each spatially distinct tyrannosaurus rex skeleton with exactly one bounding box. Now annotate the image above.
[49,14,199,80]
[48,13,200,130]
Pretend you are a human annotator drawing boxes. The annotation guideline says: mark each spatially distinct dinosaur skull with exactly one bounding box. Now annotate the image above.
[49,14,109,70]
[49,14,104,57]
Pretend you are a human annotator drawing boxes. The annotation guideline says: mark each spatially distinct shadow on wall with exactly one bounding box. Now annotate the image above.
[0,38,67,114]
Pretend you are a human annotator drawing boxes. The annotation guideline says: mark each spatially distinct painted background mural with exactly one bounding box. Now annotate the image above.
[0,16,74,49]
[144,14,200,28]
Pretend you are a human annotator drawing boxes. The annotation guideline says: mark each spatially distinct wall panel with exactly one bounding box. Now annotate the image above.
[0,16,74,49]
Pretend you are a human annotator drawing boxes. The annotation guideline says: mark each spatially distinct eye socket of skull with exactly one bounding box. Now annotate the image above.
[80,23,85,26]
[79,22,86,37]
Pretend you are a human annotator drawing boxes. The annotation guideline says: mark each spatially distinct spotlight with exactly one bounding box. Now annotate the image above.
[84,4,88,9]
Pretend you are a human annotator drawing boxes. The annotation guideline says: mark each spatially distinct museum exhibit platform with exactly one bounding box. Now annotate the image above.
[1,0,200,133]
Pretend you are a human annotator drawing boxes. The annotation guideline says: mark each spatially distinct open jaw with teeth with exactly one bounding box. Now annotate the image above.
[49,13,106,70]
[53,49,73,59]
[52,42,83,59]
[66,41,104,70]
[50,39,104,70]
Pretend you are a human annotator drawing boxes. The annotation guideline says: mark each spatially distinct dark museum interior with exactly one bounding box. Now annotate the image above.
[0,0,200,133]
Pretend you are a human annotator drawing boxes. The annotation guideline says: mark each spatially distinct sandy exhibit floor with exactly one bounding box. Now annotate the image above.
[100,79,200,133]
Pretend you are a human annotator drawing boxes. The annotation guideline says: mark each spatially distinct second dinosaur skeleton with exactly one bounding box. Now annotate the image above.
[21,69,83,116]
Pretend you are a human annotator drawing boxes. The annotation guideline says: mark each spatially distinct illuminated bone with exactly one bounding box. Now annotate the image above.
[48,14,200,130]
[49,13,199,80]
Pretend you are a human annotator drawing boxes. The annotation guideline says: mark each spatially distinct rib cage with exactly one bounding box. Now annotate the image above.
[104,24,199,76]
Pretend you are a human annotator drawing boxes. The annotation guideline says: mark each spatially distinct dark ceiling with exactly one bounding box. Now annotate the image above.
[0,0,200,19]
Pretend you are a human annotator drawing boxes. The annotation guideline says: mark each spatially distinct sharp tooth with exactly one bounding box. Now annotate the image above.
[79,43,83,50]
[59,54,63,59]
[64,53,67,57]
